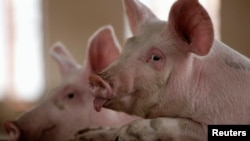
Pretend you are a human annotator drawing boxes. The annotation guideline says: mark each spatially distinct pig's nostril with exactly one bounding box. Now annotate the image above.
[115,136,119,141]
[4,120,20,140]
[89,74,112,99]
[89,74,105,87]
[89,74,106,91]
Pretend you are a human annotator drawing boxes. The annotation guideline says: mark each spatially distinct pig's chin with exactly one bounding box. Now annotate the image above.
[24,123,57,141]
[94,97,110,112]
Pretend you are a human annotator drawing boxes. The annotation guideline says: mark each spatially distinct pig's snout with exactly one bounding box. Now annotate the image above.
[89,74,112,112]
[4,121,20,141]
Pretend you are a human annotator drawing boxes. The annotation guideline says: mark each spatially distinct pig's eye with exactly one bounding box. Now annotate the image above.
[67,93,75,99]
[151,55,161,61]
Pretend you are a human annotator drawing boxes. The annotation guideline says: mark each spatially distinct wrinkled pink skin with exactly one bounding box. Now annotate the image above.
[89,0,250,138]
[4,26,137,141]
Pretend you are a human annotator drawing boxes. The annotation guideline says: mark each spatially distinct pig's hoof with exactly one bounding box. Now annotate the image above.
[116,118,173,141]
[71,127,119,141]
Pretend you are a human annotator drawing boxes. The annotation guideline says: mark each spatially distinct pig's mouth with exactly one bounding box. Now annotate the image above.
[30,123,57,141]
[40,124,56,135]
[4,120,57,141]
[94,97,111,112]
[89,74,113,112]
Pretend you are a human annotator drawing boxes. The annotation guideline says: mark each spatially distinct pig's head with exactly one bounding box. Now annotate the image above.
[90,0,214,117]
[4,26,123,141]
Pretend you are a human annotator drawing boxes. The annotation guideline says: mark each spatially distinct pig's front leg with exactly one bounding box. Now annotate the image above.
[71,127,119,141]
[72,118,206,141]
[117,117,206,141]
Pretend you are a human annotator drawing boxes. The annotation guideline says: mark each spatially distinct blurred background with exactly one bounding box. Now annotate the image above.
[0,0,250,138]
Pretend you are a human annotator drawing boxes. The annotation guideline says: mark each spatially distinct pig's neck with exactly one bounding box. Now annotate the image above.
[148,40,250,125]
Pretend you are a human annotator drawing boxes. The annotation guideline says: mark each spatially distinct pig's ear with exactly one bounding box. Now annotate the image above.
[168,0,214,56]
[85,25,121,74]
[50,42,80,76]
[123,0,157,34]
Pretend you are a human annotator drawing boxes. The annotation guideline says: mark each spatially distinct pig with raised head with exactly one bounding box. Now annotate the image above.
[3,26,137,141]
[75,0,250,140]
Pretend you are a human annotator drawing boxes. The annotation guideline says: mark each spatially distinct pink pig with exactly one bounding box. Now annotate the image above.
[77,0,250,140]
[3,26,137,141]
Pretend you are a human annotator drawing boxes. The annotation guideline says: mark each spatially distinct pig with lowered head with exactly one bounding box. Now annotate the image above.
[76,0,250,140]
[3,26,137,141]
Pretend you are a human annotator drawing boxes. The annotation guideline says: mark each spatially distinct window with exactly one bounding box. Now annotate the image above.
[0,0,44,102]
[125,0,221,39]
